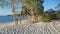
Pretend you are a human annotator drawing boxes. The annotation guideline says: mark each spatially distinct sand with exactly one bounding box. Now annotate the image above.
[0,22,15,29]
[0,20,60,29]
[0,20,31,29]
[0,21,60,34]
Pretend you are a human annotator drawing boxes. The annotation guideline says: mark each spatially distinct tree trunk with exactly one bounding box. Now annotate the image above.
[38,16,42,21]
[12,6,18,25]
[20,16,22,24]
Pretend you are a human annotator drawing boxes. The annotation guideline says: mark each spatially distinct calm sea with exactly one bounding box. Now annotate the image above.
[0,16,27,23]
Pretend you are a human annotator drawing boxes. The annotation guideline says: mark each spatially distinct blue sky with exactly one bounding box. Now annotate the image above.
[43,0,60,11]
[0,0,60,16]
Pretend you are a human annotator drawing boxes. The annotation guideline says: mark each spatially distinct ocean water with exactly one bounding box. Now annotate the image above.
[0,16,27,23]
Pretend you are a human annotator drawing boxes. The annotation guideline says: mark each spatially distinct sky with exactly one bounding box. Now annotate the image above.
[43,0,60,11]
[0,0,60,16]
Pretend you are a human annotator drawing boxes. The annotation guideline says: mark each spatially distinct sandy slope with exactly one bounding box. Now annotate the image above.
[0,21,60,34]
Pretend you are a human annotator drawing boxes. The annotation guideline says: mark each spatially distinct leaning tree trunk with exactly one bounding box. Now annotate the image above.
[12,6,18,25]
[19,15,21,24]
[32,15,34,23]
[37,15,40,21]
[31,15,35,23]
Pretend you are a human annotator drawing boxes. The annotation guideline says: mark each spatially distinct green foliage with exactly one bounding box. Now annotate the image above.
[48,11,59,20]
[21,5,28,16]
[21,0,44,16]
[41,18,49,22]
[56,11,60,19]
[43,9,60,21]
[11,0,16,4]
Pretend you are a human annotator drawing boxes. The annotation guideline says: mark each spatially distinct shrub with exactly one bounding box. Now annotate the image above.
[41,18,49,22]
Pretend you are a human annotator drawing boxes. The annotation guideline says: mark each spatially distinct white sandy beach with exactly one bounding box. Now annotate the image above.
[0,21,60,34]
[0,19,31,29]
[0,22,15,29]
[0,20,60,29]
[0,21,44,29]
